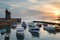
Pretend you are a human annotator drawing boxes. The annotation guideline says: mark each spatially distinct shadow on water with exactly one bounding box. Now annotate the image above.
[45,30,56,34]
[29,31,40,38]
[16,34,24,40]
[24,26,27,30]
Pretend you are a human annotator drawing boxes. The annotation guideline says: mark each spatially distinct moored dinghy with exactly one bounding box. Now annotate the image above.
[11,22,17,28]
[29,26,39,32]
[16,27,24,35]
[22,21,27,30]
[22,21,27,27]
[28,22,40,32]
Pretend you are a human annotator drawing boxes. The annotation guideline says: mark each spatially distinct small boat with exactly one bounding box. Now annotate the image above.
[28,22,39,32]
[22,21,27,30]
[28,22,40,32]
[28,22,35,27]
[11,22,17,28]
[22,21,27,27]
[29,26,39,32]
[16,27,24,35]
[43,25,55,31]
[0,28,6,34]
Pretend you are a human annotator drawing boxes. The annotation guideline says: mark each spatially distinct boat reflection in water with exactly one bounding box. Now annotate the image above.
[44,29,56,34]
[5,34,10,40]
[16,34,24,40]
[1,20,60,40]
[29,31,39,38]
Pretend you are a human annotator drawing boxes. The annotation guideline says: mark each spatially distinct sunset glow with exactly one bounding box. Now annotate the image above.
[53,10,60,15]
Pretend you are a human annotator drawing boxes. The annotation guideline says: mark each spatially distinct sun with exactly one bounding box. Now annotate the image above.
[53,10,60,15]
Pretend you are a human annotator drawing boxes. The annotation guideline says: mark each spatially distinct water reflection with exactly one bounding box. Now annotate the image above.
[44,30,56,34]
[29,31,39,38]
[1,23,60,40]
[4,27,11,40]
[16,34,24,40]
[24,26,27,30]
[5,34,9,40]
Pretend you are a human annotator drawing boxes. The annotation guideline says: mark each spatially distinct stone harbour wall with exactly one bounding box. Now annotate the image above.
[0,18,21,26]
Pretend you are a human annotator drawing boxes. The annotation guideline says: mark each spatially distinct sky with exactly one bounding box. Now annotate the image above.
[0,0,60,20]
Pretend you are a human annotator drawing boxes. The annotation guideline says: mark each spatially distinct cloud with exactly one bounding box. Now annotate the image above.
[0,0,60,19]
[10,4,24,10]
[27,0,37,3]
[28,2,60,14]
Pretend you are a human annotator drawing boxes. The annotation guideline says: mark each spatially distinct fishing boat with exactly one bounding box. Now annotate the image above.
[16,27,24,35]
[22,21,27,27]
[28,22,35,27]
[22,21,27,30]
[43,25,55,31]
[28,22,39,32]
[29,26,39,32]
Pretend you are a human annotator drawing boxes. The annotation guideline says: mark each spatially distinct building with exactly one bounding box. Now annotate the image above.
[5,9,11,20]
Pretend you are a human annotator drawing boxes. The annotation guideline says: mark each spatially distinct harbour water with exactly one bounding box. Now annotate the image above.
[0,19,60,40]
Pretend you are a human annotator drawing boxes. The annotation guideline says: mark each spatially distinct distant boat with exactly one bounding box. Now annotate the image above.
[28,22,35,27]
[11,22,17,28]
[0,28,6,34]
[43,25,55,31]
[16,27,24,35]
